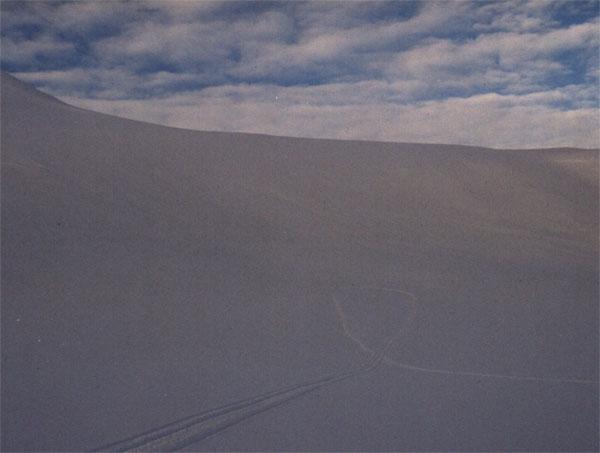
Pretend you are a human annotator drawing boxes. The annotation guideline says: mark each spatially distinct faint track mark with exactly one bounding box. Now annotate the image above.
[93,285,597,452]
[337,285,599,386]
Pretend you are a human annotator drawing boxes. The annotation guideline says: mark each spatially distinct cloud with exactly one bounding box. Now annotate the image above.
[1,35,74,66]
[382,18,598,98]
[389,20,598,74]
[54,82,599,149]
[13,68,212,99]
[1,0,598,148]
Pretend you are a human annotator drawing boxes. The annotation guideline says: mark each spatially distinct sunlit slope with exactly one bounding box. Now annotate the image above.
[1,72,598,452]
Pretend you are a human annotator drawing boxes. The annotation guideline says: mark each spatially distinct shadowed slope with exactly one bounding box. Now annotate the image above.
[1,72,598,452]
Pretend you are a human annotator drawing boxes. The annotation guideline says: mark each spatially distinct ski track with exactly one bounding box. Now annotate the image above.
[93,287,405,452]
[3,160,51,172]
[340,286,599,386]
[382,357,599,384]
[93,285,598,452]
[333,298,373,356]
[95,345,384,452]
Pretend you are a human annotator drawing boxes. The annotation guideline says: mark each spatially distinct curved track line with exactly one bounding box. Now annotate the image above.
[382,357,599,384]
[3,160,51,172]
[338,285,599,386]
[333,299,374,357]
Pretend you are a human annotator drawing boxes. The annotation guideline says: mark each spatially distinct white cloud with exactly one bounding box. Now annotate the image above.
[92,8,294,74]
[1,35,74,65]
[231,1,468,80]
[13,68,209,99]
[389,19,598,76]
[3,0,598,148]
[382,18,599,97]
[57,83,599,149]
[472,0,558,32]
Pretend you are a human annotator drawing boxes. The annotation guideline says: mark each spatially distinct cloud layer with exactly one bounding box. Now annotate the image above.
[2,0,598,148]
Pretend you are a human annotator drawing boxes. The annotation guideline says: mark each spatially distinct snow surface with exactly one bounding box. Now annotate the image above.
[1,72,598,451]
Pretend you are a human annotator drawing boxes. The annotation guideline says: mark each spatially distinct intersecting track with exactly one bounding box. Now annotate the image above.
[94,285,598,451]
[335,287,599,386]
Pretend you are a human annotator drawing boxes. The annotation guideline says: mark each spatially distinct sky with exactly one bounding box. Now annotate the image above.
[1,0,599,148]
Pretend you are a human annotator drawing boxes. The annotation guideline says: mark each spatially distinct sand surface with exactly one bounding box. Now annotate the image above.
[1,72,598,451]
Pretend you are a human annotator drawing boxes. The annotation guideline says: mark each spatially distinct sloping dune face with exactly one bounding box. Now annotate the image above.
[1,72,598,451]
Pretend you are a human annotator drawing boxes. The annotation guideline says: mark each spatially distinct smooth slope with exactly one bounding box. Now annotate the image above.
[1,72,598,451]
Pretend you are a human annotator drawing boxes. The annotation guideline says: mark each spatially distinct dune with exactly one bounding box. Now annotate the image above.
[1,71,598,451]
